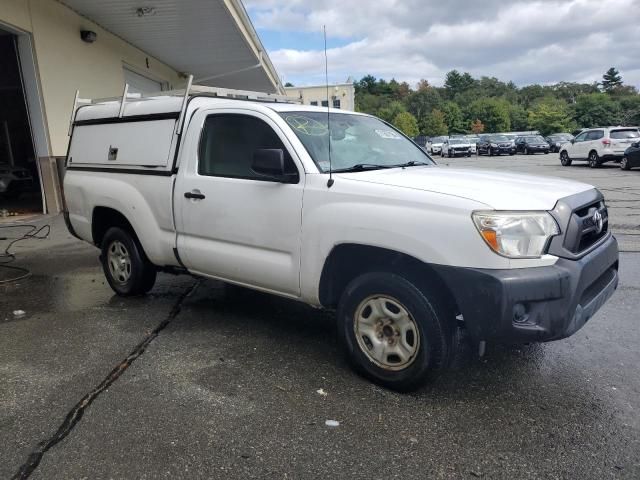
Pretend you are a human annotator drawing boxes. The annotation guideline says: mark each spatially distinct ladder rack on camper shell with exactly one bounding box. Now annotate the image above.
[69,74,298,135]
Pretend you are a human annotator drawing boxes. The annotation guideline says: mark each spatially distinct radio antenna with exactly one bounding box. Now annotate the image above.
[324,25,334,188]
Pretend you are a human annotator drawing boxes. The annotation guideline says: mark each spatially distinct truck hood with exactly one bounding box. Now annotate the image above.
[337,166,593,210]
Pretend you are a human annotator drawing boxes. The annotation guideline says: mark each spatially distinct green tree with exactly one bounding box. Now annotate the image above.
[422,109,448,136]
[406,88,443,133]
[601,67,623,93]
[284,82,294,87]
[392,111,419,137]
[444,70,476,99]
[509,104,529,131]
[527,99,575,135]
[466,98,511,132]
[441,101,466,133]
[573,93,620,127]
[378,101,407,123]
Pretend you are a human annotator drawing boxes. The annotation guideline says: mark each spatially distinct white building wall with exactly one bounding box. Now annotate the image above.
[284,83,355,111]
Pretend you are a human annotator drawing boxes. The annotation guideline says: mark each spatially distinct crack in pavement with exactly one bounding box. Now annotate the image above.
[11,280,200,480]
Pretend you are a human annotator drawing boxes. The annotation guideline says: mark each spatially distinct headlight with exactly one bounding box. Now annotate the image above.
[472,211,560,258]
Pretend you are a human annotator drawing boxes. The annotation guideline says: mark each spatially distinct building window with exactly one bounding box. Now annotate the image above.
[333,99,341,109]
[321,100,329,107]
[310,101,318,106]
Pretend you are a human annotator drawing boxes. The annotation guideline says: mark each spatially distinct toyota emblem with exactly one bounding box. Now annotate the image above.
[593,210,604,234]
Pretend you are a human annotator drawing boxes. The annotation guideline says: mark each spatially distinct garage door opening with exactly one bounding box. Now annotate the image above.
[0,30,42,217]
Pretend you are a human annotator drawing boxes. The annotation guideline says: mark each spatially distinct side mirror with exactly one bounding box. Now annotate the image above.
[251,149,297,183]
[571,139,575,144]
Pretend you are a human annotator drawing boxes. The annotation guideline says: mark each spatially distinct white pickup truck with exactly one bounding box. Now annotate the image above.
[63,86,619,391]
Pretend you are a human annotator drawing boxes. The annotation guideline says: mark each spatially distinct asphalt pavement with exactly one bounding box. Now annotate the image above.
[1,154,639,479]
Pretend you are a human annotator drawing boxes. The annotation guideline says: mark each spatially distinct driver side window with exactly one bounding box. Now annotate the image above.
[199,114,298,180]
[574,132,588,143]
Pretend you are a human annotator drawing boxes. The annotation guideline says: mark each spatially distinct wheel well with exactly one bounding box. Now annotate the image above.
[92,207,137,248]
[319,244,459,315]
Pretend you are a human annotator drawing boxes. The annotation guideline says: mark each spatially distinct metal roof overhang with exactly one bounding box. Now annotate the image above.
[58,0,283,93]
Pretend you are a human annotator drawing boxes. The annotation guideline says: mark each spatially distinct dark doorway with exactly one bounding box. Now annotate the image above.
[0,31,42,216]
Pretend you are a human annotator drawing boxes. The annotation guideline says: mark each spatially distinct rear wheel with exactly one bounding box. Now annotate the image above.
[588,151,600,168]
[621,157,631,170]
[337,272,454,392]
[560,151,572,166]
[101,227,157,296]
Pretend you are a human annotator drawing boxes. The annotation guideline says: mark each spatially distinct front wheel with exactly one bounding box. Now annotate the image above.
[589,151,600,168]
[337,272,454,391]
[621,157,631,170]
[101,227,157,296]
[560,151,572,166]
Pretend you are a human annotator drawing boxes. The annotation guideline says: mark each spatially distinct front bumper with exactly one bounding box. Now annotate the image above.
[492,147,515,155]
[433,234,619,343]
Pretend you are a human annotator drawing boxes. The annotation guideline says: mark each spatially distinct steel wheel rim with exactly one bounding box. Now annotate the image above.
[107,240,132,284]
[353,295,420,371]
[622,158,628,168]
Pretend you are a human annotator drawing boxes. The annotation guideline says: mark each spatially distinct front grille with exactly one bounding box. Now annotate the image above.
[565,200,608,254]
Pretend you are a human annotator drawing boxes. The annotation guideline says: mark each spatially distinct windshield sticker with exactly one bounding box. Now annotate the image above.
[375,129,402,139]
[284,115,328,136]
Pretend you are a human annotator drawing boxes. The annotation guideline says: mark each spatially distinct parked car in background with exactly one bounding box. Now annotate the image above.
[545,133,574,153]
[559,127,640,168]
[515,135,550,155]
[429,136,447,155]
[0,164,34,199]
[621,140,640,170]
[442,138,474,157]
[477,135,516,156]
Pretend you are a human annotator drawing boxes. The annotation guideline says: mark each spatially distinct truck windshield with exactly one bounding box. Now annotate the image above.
[279,111,433,172]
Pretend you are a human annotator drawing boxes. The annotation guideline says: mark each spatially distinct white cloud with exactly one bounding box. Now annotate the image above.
[248,0,640,88]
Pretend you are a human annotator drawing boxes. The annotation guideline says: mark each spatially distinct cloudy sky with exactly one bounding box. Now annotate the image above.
[246,0,640,89]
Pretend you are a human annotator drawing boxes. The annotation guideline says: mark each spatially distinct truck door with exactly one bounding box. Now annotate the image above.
[174,109,304,297]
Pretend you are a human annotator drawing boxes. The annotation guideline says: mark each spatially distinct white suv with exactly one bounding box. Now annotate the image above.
[559,127,640,168]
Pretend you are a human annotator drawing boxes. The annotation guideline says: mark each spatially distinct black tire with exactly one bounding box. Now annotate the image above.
[588,151,600,168]
[621,157,631,170]
[337,272,454,392]
[100,227,157,296]
[560,151,572,166]
[466,152,471,157]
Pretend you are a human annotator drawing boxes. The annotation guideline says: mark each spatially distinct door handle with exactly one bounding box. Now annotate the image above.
[184,191,205,200]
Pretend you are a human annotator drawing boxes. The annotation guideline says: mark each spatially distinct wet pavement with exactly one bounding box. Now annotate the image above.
[1,155,639,479]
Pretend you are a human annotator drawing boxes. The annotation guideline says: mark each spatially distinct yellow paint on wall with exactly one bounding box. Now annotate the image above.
[1,0,184,156]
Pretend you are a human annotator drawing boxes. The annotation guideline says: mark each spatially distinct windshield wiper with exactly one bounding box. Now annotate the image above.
[389,161,432,168]
[332,163,393,173]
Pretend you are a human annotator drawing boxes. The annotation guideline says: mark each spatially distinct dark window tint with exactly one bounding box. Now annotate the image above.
[587,130,604,140]
[321,100,329,107]
[610,129,640,139]
[333,99,341,109]
[199,115,297,180]
[310,101,318,106]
